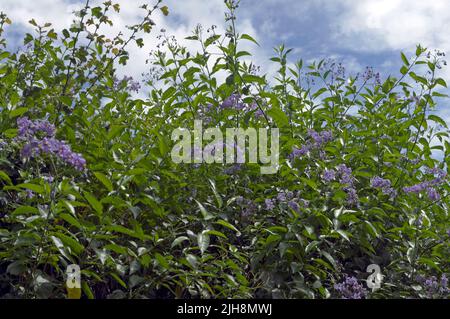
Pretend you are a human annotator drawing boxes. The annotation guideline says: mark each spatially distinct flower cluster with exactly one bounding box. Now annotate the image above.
[370,176,397,199]
[113,75,141,93]
[417,274,449,298]
[290,129,333,160]
[220,94,268,120]
[235,196,257,218]
[16,117,86,171]
[334,276,367,299]
[403,167,447,201]
[322,168,336,182]
[323,164,358,205]
[358,66,381,85]
[265,190,309,213]
[17,116,55,139]
[220,93,245,110]
[337,164,359,205]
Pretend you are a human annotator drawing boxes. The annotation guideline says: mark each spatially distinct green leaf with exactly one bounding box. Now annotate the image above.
[51,232,84,256]
[59,213,82,230]
[195,200,214,220]
[205,35,220,47]
[197,231,210,255]
[17,183,44,195]
[0,170,12,185]
[208,179,222,208]
[62,200,76,215]
[83,192,103,216]
[82,282,94,299]
[242,74,265,85]
[435,78,447,88]
[401,52,409,66]
[93,172,113,192]
[160,6,169,16]
[240,33,259,46]
[267,107,289,127]
[205,230,227,239]
[215,219,240,234]
[155,253,169,269]
[171,236,189,248]
[110,273,127,289]
[11,206,38,216]
[320,251,338,270]
[9,107,28,118]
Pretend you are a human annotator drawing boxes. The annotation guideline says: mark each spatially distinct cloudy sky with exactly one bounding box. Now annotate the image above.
[1,0,449,118]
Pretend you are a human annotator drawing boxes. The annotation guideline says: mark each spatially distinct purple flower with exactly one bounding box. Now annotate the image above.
[287,200,300,212]
[221,93,243,110]
[334,276,367,299]
[114,75,140,93]
[307,129,333,146]
[265,198,275,211]
[299,198,310,207]
[320,130,333,143]
[17,117,55,139]
[277,192,287,202]
[422,274,449,298]
[16,117,86,171]
[224,164,242,175]
[25,189,34,199]
[404,166,446,200]
[290,129,332,160]
[382,187,397,199]
[254,109,264,118]
[441,274,448,289]
[427,187,440,201]
[337,164,354,185]
[370,176,391,188]
[323,169,336,182]
[345,187,359,205]
[307,129,322,144]
[371,176,397,199]
[403,182,428,194]
[290,145,310,159]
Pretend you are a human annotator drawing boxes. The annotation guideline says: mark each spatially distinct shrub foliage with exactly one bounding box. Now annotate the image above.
[0,1,448,299]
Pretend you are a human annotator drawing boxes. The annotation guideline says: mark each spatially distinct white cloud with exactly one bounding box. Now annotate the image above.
[330,0,450,56]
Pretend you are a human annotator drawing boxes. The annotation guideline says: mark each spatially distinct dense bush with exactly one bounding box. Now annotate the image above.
[0,0,449,299]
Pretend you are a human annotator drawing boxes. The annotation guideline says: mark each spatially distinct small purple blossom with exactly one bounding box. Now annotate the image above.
[16,117,86,171]
[337,164,355,186]
[17,117,55,139]
[345,187,359,205]
[370,176,391,188]
[254,109,264,118]
[403,182,428,194]
[371,176,397,199]
[334,276,367,299]
[299,198,310,207]
[224,164,242,175]
[322,169,336,182]
[287,200,300,212]
[265,198,275,211]
[114,75,141,93]
[277,192,287,202]
[290,129,332,160]
[221,93,244,110]
[427,187,440,201]
[25,189,34,199]
[421,274,449,298]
